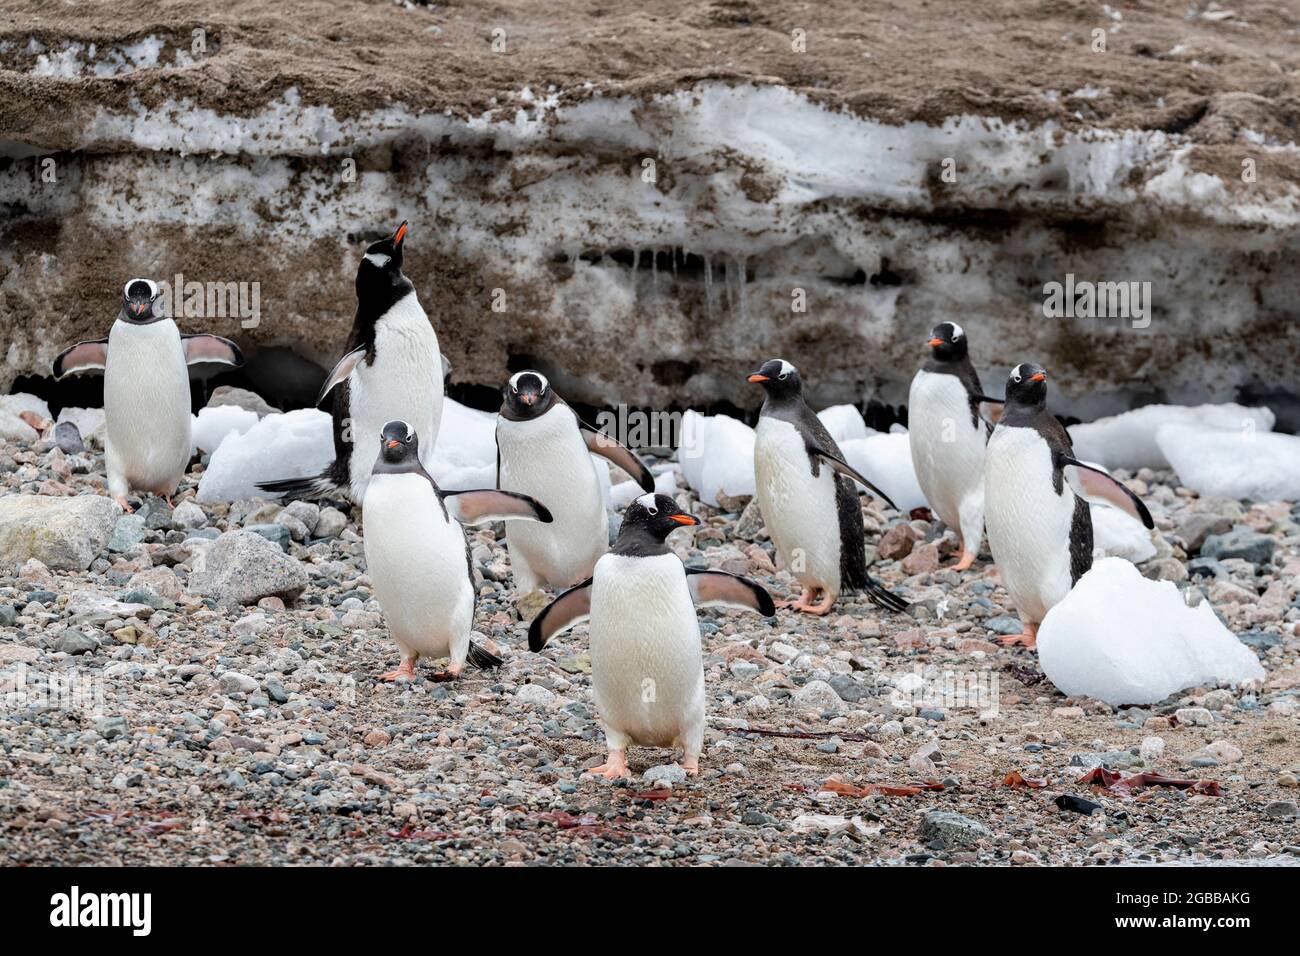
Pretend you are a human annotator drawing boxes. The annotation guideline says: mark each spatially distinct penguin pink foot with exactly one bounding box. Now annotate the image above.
[586,750,631,780]
[378,657,417,681]
[951,550,976,571]
[778,587,817,610]
[794,591,836,616]
[681,755,700,776]
[997,622,1038,649]
[112,494,134,513]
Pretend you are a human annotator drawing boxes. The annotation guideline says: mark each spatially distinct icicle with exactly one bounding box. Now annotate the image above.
[651,247,658,297]
[724,256,734,313]
[671,246,678,281]
[738,254,748,326]
[704,254,714,320]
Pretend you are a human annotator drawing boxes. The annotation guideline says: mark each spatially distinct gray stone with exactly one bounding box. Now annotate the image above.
[108,514,147,552]
[136,498,174,531]
[207,385,276,418]
[734,498,765,539]
[220,671,259,695]
[1263,800,1297,820]
[96,716,127,740]
[243,523,292,550]
[791,679,844,716]
[1201,529,1275,567]
[54,628,98,655]
[65,590,153,625]
[828,673,869,703]
[1239,630,1282,649]
[279,500,320,536]
[170,500,207,530]
[985,615,1022,635]
[0,604,16,627]
[515,683,556,707]
[919,810,990,849]
[314,507,348,539]
[188,530,309,606]
[643,764,688,787]
[53,420,84,454]
[0,494,120,571]
[1178,513,1232,553]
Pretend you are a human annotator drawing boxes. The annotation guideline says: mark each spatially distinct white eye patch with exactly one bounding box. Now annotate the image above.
[778,360,796,377]
[948,322,964,340]
[636,492,659,514]
[1010,364,1024,383]
[509,370,548,391]
[364,252,391,268]
[123,278,158,300]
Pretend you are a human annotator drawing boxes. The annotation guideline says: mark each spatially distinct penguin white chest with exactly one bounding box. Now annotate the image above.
[362,473,473,660]
[753,416,841,591]
[589,554,704,751]
[984,425,1076,623]
[907,369,986,532]
[348,293,443,499]
[103,318,193,496]
[497,408,607,588]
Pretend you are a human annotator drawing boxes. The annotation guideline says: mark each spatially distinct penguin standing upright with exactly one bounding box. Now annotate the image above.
[362,420,553,680]
[53,278,243,511]
[984,363,1154,648]
[907,321,1002,571]
[496,370,655,591]
[748,359,908,616]
[258,222,443,505]
[529,493,774,779]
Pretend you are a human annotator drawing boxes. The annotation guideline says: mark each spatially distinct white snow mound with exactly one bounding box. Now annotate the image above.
[197,409,333,503]
[817,404,869,445]
[428,399,498,490]
[677,410,755,506]
[192,405,259,455]
[841,432,926,513]
[1155,424,1300,502]
[1038,557,1264,706]
[1088,503,1157,563]
[611,468,678,510]
[1068,403,1274,470]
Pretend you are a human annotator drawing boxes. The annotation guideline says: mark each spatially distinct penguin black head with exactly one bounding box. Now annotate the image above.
[1004,362,1048,407]
[356,221,410,300]
[747,358,802,401]
[615,492,700,554]
[120,278,163,324]
[379,419,419,464]
[503,370,552,419]
[927,321,968,362]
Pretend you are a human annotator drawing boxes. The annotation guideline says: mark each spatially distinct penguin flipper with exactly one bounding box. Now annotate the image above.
[807,444,898,511]
[528,579,593,652]
[1062,456,1154,529]
[316,346,368,408]
[579,420,655,492]
[182,334,244,368]
[686,569,776,616]
[467,641,502,670]
[440,489,553,525]
[52,339,109,379]
[256,461,348,501]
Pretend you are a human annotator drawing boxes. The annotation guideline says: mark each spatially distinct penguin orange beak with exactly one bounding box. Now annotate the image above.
[520,392,536,405]
[747,373,769,383]
[386,439,401,449]
[132,301,147,315]
[393,221,408,247]
[670,514,699,526]
[1031,372,1046,382]
[928,337,944,347]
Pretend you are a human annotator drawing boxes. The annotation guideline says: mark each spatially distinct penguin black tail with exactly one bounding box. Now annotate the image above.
[862,575,911,614]
[256,465,346,502]
[467,641,503,670]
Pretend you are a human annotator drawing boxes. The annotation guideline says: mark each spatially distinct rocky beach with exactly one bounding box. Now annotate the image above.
[1,397,1296,866]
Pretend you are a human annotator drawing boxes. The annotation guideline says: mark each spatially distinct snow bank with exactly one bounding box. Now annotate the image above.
[817,405,869,445]
[1038,558,1264,706]
[428,399,498,490]
[677,410,756,506]
[611,468,677,509]
[1089,503,1156,563]
[192,405,259,455]
[1156,424,1300,501]
[841,432,926,513]
[1067,404,1275,470]
[197,409,333,503]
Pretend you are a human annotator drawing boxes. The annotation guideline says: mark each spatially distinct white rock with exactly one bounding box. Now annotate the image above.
[817,404,869,444]
[515,683,556,707]
[842,432,925,512]
[1038,557,1264,706]
[197,409,333,503]
[192,405,259,455]
[1156,424,1300,501]
[170,500,207,530]
[1068,403,1274,470]
[1140,736,1165,764]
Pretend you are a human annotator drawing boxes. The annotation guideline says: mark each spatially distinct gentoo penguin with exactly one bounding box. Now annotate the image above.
[258,222,443,504]
[496,370,654,591]
[984,363,1153,648]
[748,359,908,616]
[528,493,774,778]
[53,278,243,511]
[363,420,553,680]
[907,321,1002,571]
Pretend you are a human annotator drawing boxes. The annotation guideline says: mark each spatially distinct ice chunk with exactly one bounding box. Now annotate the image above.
[0,393,52,422]
[197,409,333,503]
[1156,424,1300,501]
[192,405,259,455]
[428,399,498,490]
[1088,503,1156,562]
[817,404,869,444]
[1068,404,1274,470]
[677,410,756,506]
[1038,557,1264,706]
[611,468,678,509]
[841,432,926,512]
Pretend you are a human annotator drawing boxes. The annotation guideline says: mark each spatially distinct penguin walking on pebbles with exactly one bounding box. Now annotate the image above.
[259,222,444,505]
[907,322,1002,571]
[363,420,553,680]
[53,278,243,511]
[496,370,655,591]
[528,493,774,779]
[748,359,908,616]
[984,363,1154,648]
